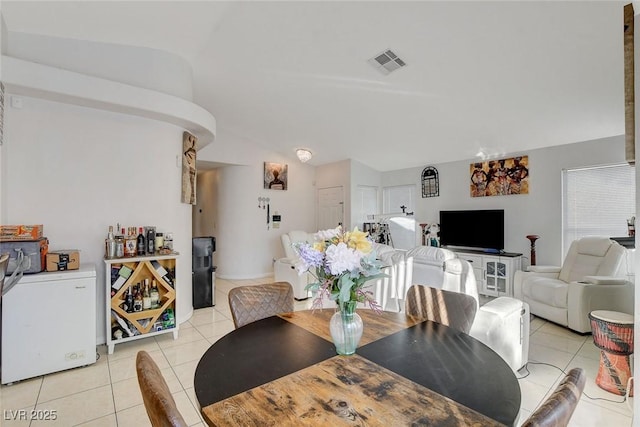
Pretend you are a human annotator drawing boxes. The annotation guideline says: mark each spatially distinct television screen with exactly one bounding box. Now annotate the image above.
[439,209,504,251]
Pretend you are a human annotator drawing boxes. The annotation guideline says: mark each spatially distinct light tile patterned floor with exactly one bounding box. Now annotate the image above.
[0,277,634,426]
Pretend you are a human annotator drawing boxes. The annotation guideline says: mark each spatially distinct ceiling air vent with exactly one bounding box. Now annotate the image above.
[368,49,406,75]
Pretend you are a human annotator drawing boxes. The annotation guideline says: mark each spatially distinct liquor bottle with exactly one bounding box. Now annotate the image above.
[142,279,151,310]
[124,228,137,257]
[115,236,125,258]
[125,286,134,313]
[150,279,160,309]
[133,285,143,312]
[136,227,146,256]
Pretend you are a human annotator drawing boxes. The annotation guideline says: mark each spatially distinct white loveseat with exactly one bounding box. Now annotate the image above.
[514,236,633,333]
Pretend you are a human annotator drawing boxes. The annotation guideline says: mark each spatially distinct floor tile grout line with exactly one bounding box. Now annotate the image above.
[105,346,121,427]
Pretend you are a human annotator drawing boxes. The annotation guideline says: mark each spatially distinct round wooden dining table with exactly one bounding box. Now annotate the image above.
[194,309,521,426]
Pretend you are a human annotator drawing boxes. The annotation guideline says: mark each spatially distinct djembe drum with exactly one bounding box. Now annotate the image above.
[589,310,634,396]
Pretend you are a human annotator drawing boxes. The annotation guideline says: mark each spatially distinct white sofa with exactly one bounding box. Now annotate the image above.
[396,245,530,372]
[514,236,633,333]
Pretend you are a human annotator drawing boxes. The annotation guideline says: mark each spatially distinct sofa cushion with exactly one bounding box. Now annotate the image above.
[575,236,614,257]
[522,276,568,309]
[559,237,624,283]
[371,242,398,259]
[281,231,314,259]
[406,246,456,263]
[289,230,313,245]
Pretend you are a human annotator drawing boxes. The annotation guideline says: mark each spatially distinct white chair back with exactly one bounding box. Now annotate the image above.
[559,237,626,283]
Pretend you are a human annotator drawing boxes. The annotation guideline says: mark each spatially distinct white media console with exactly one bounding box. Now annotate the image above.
[451,249,523,298]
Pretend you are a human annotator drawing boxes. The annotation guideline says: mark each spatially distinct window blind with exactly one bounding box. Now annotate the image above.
[563,163,635,255]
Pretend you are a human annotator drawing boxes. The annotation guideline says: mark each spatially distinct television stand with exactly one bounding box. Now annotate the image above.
[448,248,523,297]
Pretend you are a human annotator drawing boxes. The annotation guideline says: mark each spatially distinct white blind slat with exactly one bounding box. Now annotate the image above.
[563,164,635,255]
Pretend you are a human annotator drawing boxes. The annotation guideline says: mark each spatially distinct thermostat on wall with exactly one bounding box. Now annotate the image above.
[272,213,281,229]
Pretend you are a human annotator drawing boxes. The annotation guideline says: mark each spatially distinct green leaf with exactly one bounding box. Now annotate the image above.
[338,275,354,305]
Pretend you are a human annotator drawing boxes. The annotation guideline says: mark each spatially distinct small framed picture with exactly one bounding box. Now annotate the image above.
[264,162,288,190]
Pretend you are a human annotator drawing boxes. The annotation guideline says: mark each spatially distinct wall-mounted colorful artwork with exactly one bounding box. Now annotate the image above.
[470,155,529,197]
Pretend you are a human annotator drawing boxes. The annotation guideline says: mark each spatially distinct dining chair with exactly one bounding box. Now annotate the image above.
[228,282,294,328]
[136,351,188,427]
[404,284,478,333]
[521,368,586,427]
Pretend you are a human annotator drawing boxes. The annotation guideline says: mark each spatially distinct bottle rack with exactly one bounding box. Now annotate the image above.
[104,253,179,354]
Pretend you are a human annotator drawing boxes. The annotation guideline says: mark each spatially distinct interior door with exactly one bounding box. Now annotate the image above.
[355,185,379,228]
[318,186,344,230]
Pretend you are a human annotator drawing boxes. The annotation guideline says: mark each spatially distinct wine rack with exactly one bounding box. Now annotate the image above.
[104,253,179,354]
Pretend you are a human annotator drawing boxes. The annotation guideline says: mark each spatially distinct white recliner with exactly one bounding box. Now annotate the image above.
[514,236,633,333]
[274,230,315,300]
[404,246,530,372]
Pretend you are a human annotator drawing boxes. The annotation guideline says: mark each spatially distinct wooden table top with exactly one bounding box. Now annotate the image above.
[194,310,520,426]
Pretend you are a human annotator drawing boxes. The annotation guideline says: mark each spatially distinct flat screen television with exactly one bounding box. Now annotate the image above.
[439,209,504,251]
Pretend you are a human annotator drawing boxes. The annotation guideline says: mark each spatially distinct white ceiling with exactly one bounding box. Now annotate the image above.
[1,1,627,171]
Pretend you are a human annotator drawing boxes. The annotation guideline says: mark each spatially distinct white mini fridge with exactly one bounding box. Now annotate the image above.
[1,264,97,384]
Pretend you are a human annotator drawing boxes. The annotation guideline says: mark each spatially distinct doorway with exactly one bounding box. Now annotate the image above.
[318,186,344,230]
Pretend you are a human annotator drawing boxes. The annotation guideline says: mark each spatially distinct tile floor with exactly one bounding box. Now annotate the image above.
[0,276,634,426]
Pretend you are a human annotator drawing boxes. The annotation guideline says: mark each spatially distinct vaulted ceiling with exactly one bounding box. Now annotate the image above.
[1,1,626,171]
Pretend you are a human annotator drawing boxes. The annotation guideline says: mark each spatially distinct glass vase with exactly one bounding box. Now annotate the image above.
[329,301,363,355]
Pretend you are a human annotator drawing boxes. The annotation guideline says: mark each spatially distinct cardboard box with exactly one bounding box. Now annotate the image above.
[46,250,80,272]
[0,238,48,274]
[0,225,44,241]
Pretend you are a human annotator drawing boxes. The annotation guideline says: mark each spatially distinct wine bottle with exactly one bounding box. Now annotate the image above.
[142,279,151,310]
[150,279,160,309]
[133,285,143,312]
[125,286,134,313]
[136,227,146,256]
[151,260,174,287]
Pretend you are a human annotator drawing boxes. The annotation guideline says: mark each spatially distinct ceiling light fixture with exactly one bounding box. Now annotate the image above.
[296,148,312,163]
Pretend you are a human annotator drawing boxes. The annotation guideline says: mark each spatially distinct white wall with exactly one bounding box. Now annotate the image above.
[2,95,193,344]
[197,128,317,279]
[382,135,627,266]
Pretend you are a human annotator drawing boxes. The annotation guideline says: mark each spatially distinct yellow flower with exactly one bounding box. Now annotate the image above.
[313,241,326,252]
[345,227,371,253]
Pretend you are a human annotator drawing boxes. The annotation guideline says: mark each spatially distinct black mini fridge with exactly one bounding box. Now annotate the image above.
[192,236,216,309]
